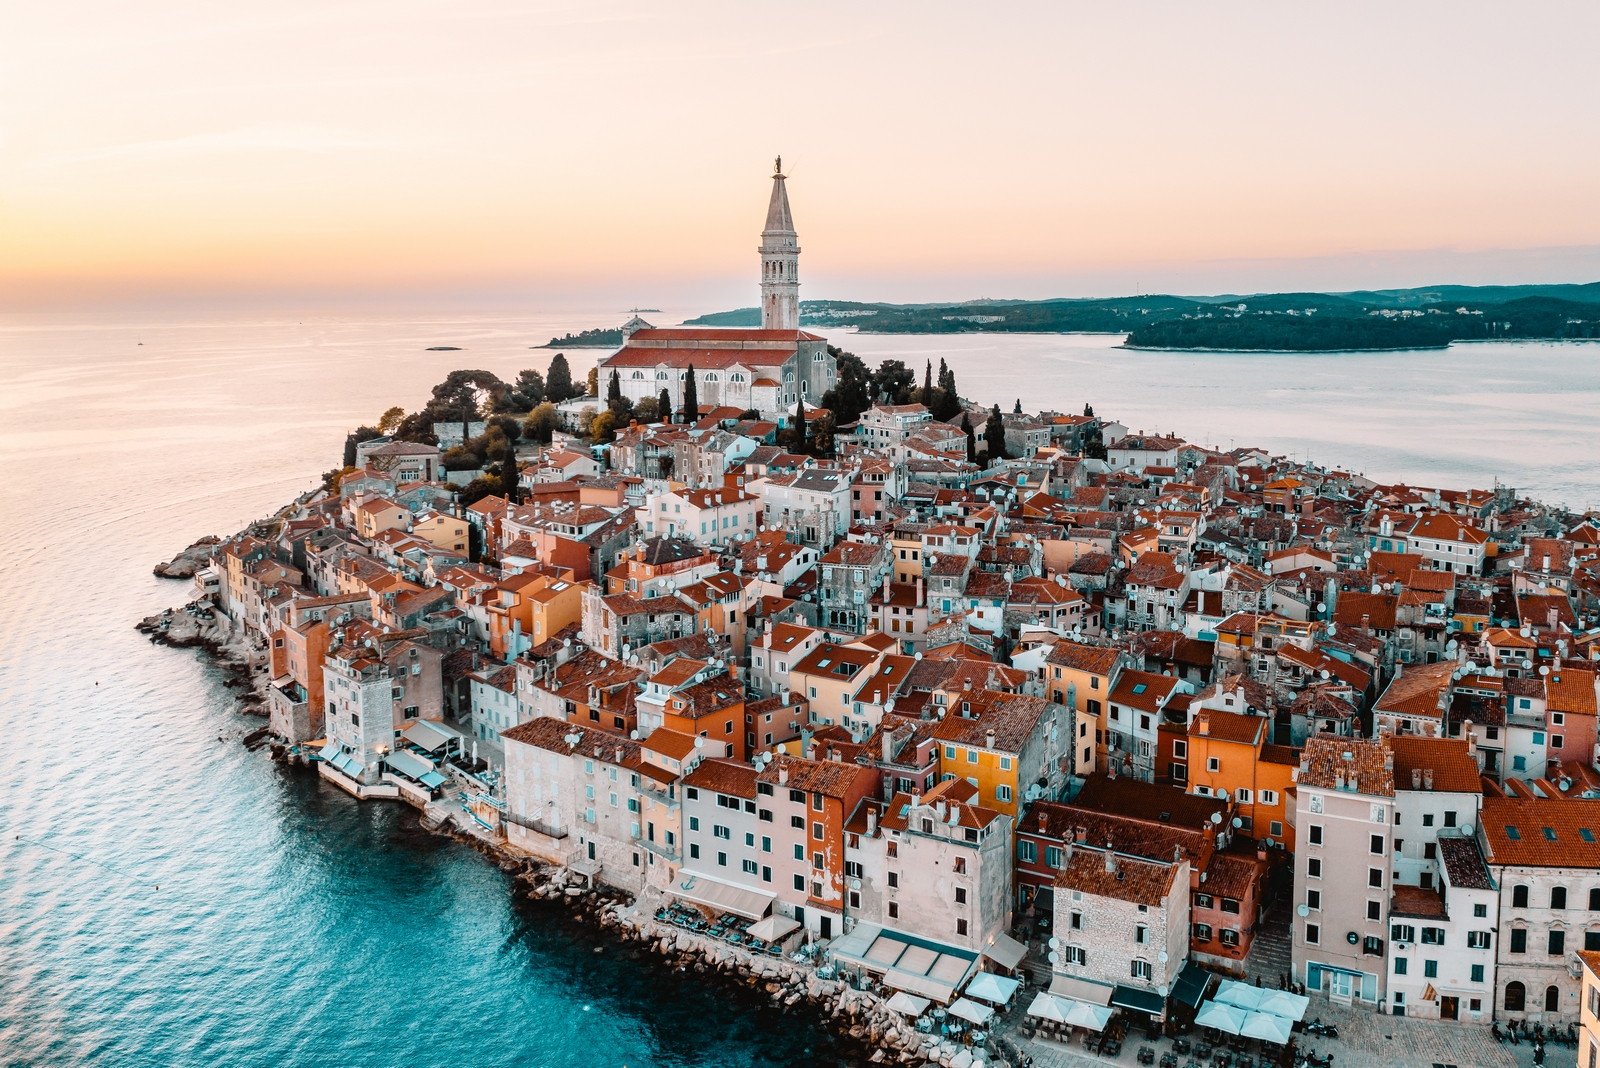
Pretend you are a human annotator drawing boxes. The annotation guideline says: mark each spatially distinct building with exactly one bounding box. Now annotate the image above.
[1293,735,1396,1007]
[1386,832,1499,1022]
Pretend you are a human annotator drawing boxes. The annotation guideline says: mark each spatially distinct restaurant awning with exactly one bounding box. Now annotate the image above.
[318,740,340,761]
[1171,963,1211,1008]
[1112,985,1166,1015]
[965,971,1020,1006]
[746,914,800,943]
[385,748,435,780]
[401,718,460,752]
[980,932,1028,972]
[1048,974,1114,1006]
[830,925,979,1005]
[673,871,774,921]
[885,991,931,1017]
[946,998,993,1026]
[418,770,448,790]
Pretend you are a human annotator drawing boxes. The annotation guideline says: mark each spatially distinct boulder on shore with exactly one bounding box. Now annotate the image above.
[154,536,221,578]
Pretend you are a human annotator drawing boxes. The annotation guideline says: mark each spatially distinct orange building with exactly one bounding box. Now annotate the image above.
[1182,709,1302,851]
[662,674,749,762]
[486,566,578,658]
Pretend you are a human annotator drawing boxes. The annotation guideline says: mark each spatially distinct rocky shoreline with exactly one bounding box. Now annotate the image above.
[152,535,222,578]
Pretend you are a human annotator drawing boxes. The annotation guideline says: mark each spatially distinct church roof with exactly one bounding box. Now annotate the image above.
[603,346,797,370]
[765,169,795,234]
[628,328,823,344]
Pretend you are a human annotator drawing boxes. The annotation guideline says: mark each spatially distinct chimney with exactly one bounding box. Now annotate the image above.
[963,677,972,692]
[882,728,894,763]
[911,789,921,809]
[916,577,924,608]
[1411,768,1422,789]
[1335,770,1347,790]
[866,809,877,836]
[1104,850,1117,874]
[1349,773,1359,793]
[1383,749,1394,771]
[778,765,788,785]
[1423,768,1434,791]
[1362,613,1371,636]
[1549,608,1559,631]
[986,728,996,750]
[1543,554,1552,572]
[615,747,623,764]
[883,574,892,602]
[1197,715,1210,736]
[935,800,947,821]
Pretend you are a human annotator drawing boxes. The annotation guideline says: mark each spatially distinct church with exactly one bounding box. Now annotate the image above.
[596,159,836,423]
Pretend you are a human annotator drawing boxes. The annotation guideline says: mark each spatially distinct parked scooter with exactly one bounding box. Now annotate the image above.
[1492,1022,1506,1043]
[1303,1018,1340,1039]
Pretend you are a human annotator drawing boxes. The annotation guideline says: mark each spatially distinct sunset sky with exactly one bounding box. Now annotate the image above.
[4,2,1599,311]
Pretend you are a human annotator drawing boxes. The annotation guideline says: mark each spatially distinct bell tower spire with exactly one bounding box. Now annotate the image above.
[759,156,799,331]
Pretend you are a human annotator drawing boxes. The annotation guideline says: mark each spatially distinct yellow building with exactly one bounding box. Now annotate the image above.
[1042,641,1124,770]
[890,528,924,584]
[527,578,585,647]
[355,497,410,540]
[1579,951,1600,1068]
[931,691,1062,818]
[411,510,470,552]
[788,640,889,736]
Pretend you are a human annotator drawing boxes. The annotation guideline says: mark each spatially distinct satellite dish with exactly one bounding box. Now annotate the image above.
[1523,659,1534,669]
[1328,623,1337,635]
[629,730,640,740]
[777,743,787,754]
[694,737,705,748]
[1541,665,1551,676]
[1159,985,1170,997]
[1521,627,1532,638]
[1158,951,1169,963]
[1232,817,1243,829]
[1446,640,1458,652]
[1047,952,1059,965]
[1320,669,1330,680]
[1048,937,1060,949]
[1210,812,1223,825]
[1297,903,1310,917]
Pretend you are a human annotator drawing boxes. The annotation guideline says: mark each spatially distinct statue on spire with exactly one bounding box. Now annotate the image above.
[774,155,782,176]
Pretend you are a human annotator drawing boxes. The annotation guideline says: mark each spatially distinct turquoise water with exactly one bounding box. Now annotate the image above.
[1,311,1595,1065]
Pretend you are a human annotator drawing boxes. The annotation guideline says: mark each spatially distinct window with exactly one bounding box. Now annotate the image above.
[1018,840,1038,863]
[1421,927,1445,945]
[794,874,805,892]
[713,825,730,839]
[887,901,899,919]
[717,851,727,867]
[1550,930,1566,956]
[1365,936,1385,956]
[887,871,899,888]
[1193,923,1212,942]
[1423,842,1436,860]
[1424,959,1438,978]
[1305,923,1320,945]
[1135,925,1148,944]
[1394,957,1408,975]
[1423,813,1434,827]
[956,918,968,937]
[1553,887,1569,910]
[1173,740,1187,759]
[1468,931,1491,949]
[812,822,823,841]
[791,815,805,829]
[812,852,823,870]
[1368,867,1383,889]
[793,844,803,860]
[1222,898,1241,915]
[1367,901,1382,922]
[996,784,1013,803]
[1371,834,1385,855]
[1309,825,1323,846]
[688,816,700,832]
[1306,890,1321,911]
[1510,928,1527,954]
[1220,929,1240,947]
[1207,757,1220,773]
[1472,964,1485,984]
[1514,885,1530,908]
[1444,810,1457,827]
[1065,946,1087,965]
[1261,790,1278,806]
[1045,846,1066,869]
[1070,911,1082,930]
[1307,858,1322,879]
[790,788,805,803]
[1131,959,1152,980]
[689,843,700,859]
[742,859,758,875]
[762,836,771,853]
[1196,893,1214,909]
[1505,981,1526,1011]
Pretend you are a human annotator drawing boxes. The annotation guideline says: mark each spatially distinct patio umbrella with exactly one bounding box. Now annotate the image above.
[1064,1000,1113,1032]
[1194,1000,1250,1035]
[885,991,931,1017]
[1252,989,1309,1022]
[965,972,1021,1006]
[947,998,995,1026]
[1212,980,1267,1011]
[1241,1011,1294,1044]
[1026,992,1070,1023]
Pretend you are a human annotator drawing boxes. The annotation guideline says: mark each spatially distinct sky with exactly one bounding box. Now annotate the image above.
[4,2,1600,313]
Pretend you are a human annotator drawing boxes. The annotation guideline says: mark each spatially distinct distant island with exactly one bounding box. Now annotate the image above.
[426,345,461,351]
[682,282,1600,351]
[539,327,624,348]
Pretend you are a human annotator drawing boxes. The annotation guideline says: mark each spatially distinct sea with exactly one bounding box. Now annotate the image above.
[0,308,1596,1067]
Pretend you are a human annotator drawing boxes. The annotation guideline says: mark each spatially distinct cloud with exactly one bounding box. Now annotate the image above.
[39,122,396,167]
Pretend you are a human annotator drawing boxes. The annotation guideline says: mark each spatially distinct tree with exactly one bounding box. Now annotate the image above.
[813,409,836,457]
[682,364,699,424]
[545,353,575,402]
[489,415,521,443]
[923,360,933,399]
[376,406,406,435]
[632,396,660,424]
[871,359,915,406]
[932,359,961,421]
[429,369,509,418]
[962,412,977,463]
[658,387,673,424]
[511,368,546,409]
[343,425,382,467]
[1013,398,1023,414]
[984,405,1008,463]
[590,407,621,444]
[820,346,872,425]
[788,399,808,454]
[605,368,632,421]
[523,402,558,444]
[500,435,520,504]
[586,366,599,398]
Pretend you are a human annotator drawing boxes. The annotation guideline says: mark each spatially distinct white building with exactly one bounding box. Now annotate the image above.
[1386,832,1499,1022]
[754,468,853,549]
[636,486,759,548]
[1390,736,1486,890]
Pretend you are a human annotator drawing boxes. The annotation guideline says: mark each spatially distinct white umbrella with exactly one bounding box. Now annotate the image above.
[885,991,931,1017]
[965,972,1021,1006]
[1064,1000,1113,1032]
[1241,1011,1294,1044]
[1253,989,1309,1022]
[1026,992,1070,1023]
[1194,1000,1249,1035]
[1213,980,1267,1011]
[947,997,995,1026]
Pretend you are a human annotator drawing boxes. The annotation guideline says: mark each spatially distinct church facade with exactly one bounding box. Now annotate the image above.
[597,159,836,423]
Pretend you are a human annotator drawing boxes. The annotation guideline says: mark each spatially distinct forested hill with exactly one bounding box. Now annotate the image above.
[678,285,1600,351]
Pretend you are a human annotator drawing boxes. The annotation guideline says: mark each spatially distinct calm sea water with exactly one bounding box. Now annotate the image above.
[0,310,1596,1066]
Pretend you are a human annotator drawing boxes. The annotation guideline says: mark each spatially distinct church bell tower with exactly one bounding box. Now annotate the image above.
[759,156,800,331]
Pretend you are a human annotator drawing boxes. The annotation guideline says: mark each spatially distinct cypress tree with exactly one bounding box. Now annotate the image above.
[682,364,699,424]
[606,368,622,406]
[923,360,933,400]
[546,352,574,402]
[791,398,808,455]
[962,412,977,463]
[985,405,1008,464]
[501,435,519,504]
[659,387,672,424]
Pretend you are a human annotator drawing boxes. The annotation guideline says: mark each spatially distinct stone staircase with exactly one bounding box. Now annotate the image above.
[1244,889,1295,987]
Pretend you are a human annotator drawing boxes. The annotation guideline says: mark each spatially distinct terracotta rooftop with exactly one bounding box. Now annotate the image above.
[1374,660,1456,718]
[1191,709,1268,746]
[1438,835,1493,890]
[1389,736,1484,795]
[1481,797,1600,869]
[1389,884,1448,921]
[684,758,758,799]
[1072,775,1230,830]
[1299,735,1395,797]
[1054,847,1179,908]
[757,753,876,799]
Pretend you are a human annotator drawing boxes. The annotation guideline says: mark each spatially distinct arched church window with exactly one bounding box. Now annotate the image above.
[656,371,668,380]
[705,373,719,383]
[631,371,644,380]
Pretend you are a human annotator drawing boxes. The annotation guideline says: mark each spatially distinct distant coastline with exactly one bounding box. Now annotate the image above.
[537,327,623,348]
